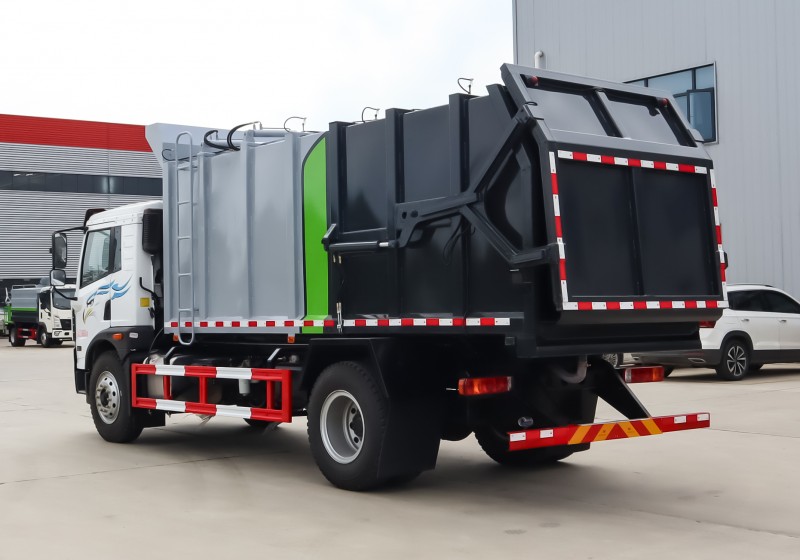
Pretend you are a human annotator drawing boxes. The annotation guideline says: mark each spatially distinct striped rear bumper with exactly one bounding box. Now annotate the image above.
[508,413,710,451]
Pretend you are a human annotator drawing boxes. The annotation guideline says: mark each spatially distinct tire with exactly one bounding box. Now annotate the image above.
[52,340,64,346]
[749,364,763,371]
[663,367,674,378]
[715,339,750,381]
[89,352,144,443]
[307,361,395,491]
[38,326,52,348]
[9,327,25,347]
[475,426,573,467]
[602,353,623,368]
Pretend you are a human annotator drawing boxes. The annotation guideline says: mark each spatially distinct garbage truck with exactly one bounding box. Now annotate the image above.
[52,65,726,490]
[7,280,75,347]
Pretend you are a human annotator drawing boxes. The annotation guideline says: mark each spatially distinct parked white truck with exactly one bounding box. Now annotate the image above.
[7,280,75,347]
[52,66,725,490]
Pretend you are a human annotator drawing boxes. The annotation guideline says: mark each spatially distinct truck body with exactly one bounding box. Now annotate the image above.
[60,65,725,490]
[7,281,74,347]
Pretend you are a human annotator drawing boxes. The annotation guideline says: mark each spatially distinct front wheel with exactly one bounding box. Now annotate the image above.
[9,327,25,347]
[89,352,143,442]
[308,361,402,491]
[715,339,750,381]
[38,326,52,348]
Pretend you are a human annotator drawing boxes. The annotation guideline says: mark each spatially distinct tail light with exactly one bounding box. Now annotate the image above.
[622,366,665,383]
[699,321,716,328]
[458,376,512,396]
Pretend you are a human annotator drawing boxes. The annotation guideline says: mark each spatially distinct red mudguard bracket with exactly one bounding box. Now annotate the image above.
[131,364,292,423]
[508,413,710,451]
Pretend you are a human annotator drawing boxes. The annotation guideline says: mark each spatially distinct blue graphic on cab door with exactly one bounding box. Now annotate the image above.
[83,276,131,322]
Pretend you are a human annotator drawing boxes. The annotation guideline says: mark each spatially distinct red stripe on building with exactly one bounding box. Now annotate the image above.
[0,114,151,152]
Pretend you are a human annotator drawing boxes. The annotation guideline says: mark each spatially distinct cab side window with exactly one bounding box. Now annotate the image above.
[80,227,121,287]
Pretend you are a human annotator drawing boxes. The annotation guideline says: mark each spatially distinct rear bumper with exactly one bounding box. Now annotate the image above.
[631,348,721,367]
[509,413,710,451]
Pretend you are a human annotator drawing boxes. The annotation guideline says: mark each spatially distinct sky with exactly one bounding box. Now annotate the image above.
[2,1,512,130]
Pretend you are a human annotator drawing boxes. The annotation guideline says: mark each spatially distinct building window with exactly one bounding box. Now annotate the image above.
[627,64,716,142]
[0,170,161,196]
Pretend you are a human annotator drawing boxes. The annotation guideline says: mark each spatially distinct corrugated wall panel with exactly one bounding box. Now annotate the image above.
[0,191,159,279]
[0,142,160,178]
[516,0,800,297]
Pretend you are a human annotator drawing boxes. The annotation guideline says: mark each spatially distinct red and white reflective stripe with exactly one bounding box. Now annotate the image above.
[557,150,708,174]
[166,317,514,329]
[167,319,336,329]
[549,151,727,311]
[131,364,291,423]
[563,299,725,311]
[710,169,728,298]
[549,152,570,304]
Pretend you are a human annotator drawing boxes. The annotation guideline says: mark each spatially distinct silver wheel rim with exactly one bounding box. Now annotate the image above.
[95,371,121,424]
[726,345,747,376]
[40,330,47,345]
[320,390,364,464]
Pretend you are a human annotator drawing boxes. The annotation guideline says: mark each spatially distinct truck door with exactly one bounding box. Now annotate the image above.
[74,227,122,363]
[38,291,51,327]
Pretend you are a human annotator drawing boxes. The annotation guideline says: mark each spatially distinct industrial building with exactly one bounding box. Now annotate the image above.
[0,115,160,296]
[514,0,800,296]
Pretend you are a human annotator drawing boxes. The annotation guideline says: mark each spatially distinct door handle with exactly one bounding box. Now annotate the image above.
[780,319,788,323]
[741,318,750,322]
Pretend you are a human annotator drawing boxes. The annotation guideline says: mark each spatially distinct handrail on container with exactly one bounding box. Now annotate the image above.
[174,131,196,346]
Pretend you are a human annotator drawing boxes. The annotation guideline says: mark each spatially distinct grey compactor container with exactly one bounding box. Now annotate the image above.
[150,64,727,358]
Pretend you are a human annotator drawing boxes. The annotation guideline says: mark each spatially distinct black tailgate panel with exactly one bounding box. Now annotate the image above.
[558,161,716,299]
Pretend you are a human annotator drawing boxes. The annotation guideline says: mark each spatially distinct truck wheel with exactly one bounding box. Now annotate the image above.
[89,352,144,443]
[38,326,52,348]
[715,339,749,381]
[663,367,674,377]
[475,427,573,467]
[9,327,25,347]
[307,361,391,491]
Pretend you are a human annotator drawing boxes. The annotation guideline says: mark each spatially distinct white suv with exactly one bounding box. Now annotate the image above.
[633,284,800,380]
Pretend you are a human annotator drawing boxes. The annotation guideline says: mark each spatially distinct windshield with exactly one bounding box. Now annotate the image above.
[53,289,75,310]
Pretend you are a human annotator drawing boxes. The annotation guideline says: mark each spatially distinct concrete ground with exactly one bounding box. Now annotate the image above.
[1,340,799,559]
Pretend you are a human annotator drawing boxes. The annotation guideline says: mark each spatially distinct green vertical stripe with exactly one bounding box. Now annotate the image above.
[302,138,329,334]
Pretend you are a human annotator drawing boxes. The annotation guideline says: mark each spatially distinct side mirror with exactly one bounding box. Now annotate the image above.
[53,233,68,270]
[50,269,67,286]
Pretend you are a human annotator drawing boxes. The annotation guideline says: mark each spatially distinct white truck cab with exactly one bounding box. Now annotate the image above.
[73,200,162,371]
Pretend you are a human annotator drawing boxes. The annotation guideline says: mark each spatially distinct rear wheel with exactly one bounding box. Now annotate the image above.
[662,367,674,377]
[308,361,407,491]
[749,364,763,371]
[9,327,25,347]
[475,426,573,467]
[89,352,144,443]
[715,339,750,381]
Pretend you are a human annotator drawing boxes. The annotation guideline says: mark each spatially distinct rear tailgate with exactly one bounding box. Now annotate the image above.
[501,65,726,324]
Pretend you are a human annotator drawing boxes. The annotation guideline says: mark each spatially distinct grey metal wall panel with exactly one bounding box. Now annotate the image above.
[0,191,158,279]
[162,131,323,330]
[514,0,800,297]
[0,142,160,178]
